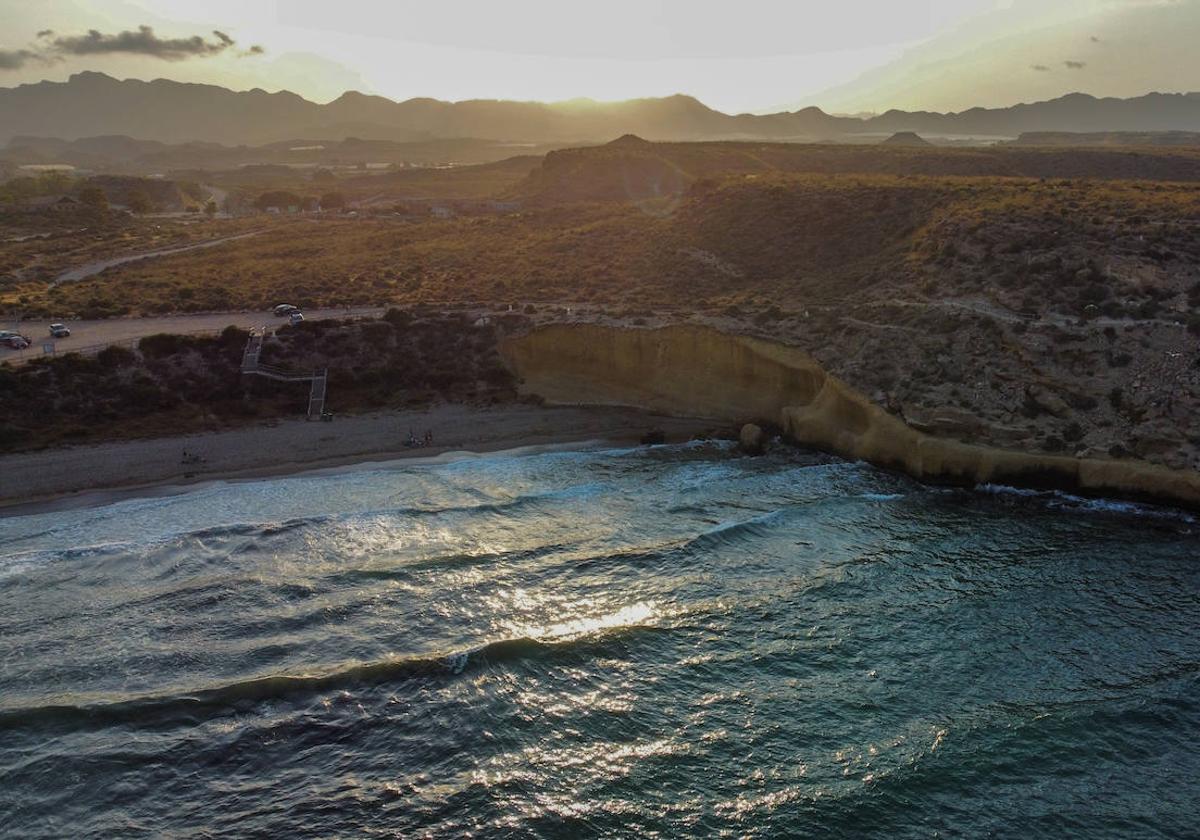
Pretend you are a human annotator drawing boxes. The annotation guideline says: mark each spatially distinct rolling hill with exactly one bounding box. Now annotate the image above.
[509,136,1200,206]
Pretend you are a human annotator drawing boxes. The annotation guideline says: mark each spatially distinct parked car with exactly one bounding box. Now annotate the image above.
[289,311,305,326]
[3,335,30,349]
[49,323,71,338]
[273,304,298,317]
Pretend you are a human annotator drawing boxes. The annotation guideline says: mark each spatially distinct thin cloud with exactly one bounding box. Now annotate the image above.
[0,25,266,70]
[1064,60,1086,69]
[49,25,238,60]
[0,48,42,70]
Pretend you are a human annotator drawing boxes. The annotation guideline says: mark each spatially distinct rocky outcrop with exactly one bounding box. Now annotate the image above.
[739,423,766,455]
[882,131,932,146]
[499,323,1200,510]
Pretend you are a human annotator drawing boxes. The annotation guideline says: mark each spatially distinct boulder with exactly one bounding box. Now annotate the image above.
[739,423,766,455]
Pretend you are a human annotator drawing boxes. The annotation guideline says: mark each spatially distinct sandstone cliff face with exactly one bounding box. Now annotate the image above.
[500,323,1200,510]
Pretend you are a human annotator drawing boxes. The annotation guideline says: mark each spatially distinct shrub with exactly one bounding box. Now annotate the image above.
[96,345,136,368]
[1063,393,1098,411]
[219,325,249,347]
[139,333,193,358]
[383,307,414,327]
[1135,298,1161,319]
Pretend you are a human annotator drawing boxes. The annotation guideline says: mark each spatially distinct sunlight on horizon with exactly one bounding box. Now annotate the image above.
[2,1,1196,112]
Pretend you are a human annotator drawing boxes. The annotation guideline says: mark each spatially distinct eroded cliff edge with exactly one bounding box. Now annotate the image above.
[500,323,1200,510]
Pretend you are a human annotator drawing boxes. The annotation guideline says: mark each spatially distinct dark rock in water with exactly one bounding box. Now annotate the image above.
[641,427,666,445]
[739,423,766,455]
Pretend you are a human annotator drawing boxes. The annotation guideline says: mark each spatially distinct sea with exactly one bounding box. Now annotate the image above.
[1,442,1198,838]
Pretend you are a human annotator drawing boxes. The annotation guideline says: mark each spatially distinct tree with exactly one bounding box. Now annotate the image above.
[254,190,303,212]
[127,189,153,214]
[320,191,346,211]
[203,199,217,218]
[78,186,108,211]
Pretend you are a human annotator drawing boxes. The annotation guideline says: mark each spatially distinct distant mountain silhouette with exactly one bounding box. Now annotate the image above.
[2,72,1200,146]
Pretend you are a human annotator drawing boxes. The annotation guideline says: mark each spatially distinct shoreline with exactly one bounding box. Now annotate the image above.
[0,404,713,517]
[501,323,1200,513]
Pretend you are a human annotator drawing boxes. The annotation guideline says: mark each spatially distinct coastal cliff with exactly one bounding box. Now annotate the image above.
[500,323,1200,510]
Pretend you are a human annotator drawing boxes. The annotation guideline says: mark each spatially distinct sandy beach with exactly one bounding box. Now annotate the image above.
[0,403,714,515]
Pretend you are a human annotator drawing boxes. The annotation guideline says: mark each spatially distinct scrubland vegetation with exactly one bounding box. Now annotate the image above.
[10,167,1199,325]
[0,311,516,451]
[3,138,1200,471]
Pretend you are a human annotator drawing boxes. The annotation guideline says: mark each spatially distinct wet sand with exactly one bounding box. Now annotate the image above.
[0,403,714,515]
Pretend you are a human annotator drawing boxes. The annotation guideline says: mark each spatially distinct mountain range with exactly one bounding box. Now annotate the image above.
[3,72,1200,147]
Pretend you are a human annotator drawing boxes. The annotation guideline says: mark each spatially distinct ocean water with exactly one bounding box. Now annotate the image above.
[1,443,1198,838]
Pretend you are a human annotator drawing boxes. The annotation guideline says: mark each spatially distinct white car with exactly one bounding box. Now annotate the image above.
[289,311,305,325]
[273,304,298,317]
[49,323,71,338]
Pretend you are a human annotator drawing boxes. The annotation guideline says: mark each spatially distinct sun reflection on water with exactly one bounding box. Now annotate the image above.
[517,601,659,641]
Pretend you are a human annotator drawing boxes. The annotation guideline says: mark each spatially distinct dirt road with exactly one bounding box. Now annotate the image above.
[52,230,264,285]
[1,307,387,364]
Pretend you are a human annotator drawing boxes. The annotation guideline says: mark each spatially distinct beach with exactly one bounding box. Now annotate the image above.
[0,403,713,513]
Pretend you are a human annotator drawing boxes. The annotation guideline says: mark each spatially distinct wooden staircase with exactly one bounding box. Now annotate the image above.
[241,328,329,419]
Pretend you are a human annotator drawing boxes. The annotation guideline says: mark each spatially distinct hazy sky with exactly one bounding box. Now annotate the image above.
[0,0,1197,113]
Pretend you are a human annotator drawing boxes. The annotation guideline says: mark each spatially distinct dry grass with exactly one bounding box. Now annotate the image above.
[6,139,1200,323]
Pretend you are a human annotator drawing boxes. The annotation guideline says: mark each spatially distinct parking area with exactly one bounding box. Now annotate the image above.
[1,307,386,364]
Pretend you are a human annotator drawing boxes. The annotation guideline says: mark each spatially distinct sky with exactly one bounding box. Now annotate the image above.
[0,0,1197,113]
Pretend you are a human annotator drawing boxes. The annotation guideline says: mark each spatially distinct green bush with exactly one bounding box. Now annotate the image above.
[139,333,194,358]
[96,345,136,368]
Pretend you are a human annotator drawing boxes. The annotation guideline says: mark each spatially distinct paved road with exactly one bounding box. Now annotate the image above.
[1,307,387,365]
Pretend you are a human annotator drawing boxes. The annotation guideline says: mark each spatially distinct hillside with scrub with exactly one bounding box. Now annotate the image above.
[3,138,1200,476]
[0,310,518,451]
[18,164,1200,323]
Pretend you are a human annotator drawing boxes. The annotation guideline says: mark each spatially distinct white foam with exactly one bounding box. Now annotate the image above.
[976,483,1196,523]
